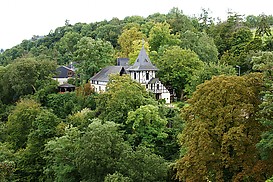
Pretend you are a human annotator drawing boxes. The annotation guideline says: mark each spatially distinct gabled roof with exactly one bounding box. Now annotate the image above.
[53,66,75,78]
[117,58,129,66]
[58,83,76,88]
[127,46,158,71]
[148,78,160,84]
[90,66,127,82]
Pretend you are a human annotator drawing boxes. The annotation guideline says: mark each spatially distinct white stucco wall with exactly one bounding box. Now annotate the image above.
[91,81,107,92]
[53,78,68,85]
[162,92,171,104]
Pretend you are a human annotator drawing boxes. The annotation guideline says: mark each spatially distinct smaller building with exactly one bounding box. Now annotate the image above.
[53,63,77,85]
[90,66,127,92]
[58,83,76,92]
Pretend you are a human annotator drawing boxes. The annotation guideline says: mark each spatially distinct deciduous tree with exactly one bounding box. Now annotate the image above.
[175,74,273,181]
[156,46,204,100]
[96,74,156,124]
[117,27,145,57]
[74,37,114,82]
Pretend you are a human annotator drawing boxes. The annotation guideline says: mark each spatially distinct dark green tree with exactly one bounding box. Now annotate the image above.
[0,56,57,104]
[43,126,81,182]
[180,31,218,63]
[185,62,236,95]
[15,109,60,181]
[75,119,128,182]
[256,14,272,37]
[74,37,115,82]
[156,46,204,100]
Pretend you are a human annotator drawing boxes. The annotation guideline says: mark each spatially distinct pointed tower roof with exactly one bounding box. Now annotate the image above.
[127,46,158,71]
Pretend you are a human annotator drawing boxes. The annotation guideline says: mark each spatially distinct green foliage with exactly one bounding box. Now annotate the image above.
[156,46,204,99]
[175,74,272,181]
[117,27,145,57]
[126,105,168,153]
[54,32,82,65]
[74,37,115,82]
[254,52,273,161]
[66,108,96,130]
[15,109,60,181]
[256,14,272,37]
[157,105,185,160]
[96,74,156,124]
[44,126,81,182]
[180,31,218,63]
[0,56,57,104]
[0,143,15,181]
[5,99,41,151]
[75,119,127,182]
[104,172,132,182]
[218,26,255,73]
[118,145,168,182]
[251,51,273,72]
[94,22,123,48]
[44,120,169,182]
[166,7,196,34]
[148,22,180,52]
[211,13,245,57]
[45,92,82,119]
[185,62,236,95]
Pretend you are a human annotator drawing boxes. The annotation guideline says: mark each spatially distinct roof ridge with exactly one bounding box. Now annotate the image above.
[127,47,158,71]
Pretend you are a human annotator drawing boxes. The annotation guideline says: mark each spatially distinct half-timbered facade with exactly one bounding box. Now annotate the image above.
[90,47,171,103]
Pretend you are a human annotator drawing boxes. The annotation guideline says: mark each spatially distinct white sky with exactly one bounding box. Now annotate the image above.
[0,0,272,50]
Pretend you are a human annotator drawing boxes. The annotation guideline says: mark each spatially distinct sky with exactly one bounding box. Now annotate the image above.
[0,0,272,50]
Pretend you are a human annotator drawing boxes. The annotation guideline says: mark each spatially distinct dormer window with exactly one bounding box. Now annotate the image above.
[67,70,73,77]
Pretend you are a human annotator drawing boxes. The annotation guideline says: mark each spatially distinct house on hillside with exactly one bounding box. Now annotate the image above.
[53,62,77,85]
[90,47,171,103]
[90,65,128,92]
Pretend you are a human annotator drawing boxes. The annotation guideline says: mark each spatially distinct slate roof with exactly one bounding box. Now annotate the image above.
[148,78,160,84]
[53,66,75,78]
[127,46,158,71]
[117,58,129,66]
[90,66,126,82]
[58,83,76,88]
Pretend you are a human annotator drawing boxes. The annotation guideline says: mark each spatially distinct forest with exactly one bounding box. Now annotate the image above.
[1,7,273,181]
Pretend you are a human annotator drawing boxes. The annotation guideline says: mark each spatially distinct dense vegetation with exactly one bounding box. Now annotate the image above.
[1,7,273,181]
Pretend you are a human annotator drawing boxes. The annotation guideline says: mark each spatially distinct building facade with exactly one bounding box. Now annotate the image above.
[90,47,171,103]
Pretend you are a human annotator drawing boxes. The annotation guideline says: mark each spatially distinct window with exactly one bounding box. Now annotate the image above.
[157,84,160,90]
[146,72,149,80]
[99,86,101,91]
[67,70,73,77]
[134,72,137,80]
